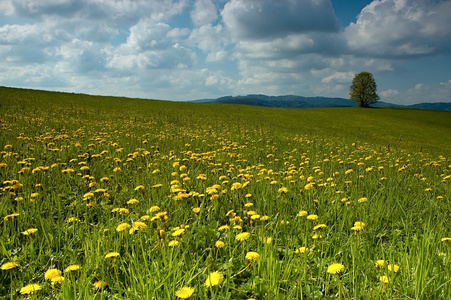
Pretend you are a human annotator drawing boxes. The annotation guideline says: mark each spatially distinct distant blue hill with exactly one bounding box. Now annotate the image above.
[190,94,451,111]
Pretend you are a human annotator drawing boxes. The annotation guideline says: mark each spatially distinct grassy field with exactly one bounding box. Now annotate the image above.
[0,86,450,299]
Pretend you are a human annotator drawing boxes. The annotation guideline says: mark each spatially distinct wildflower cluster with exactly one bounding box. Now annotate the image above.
[0,88,450,298]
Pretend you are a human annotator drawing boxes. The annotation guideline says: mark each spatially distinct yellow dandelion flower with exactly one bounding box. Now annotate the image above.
[218,225,229,231]
[278,187,288,194]
[388,264,400,273]
[169,240,179,247]
[51,275,64,284]
[295,247,308,254]
[149,206,160,213]
[135,185,145,192]
[215,240,225,248]
[327,263,345,275]
[260,215,269,221]
[375,260,385,267]
[358,197,368,203]
[312,233,322,239]
[236,232,251,241]
[306,214,318,220]
[263,237,272,244]
[379,275,389,284]
[304,183,314,190]
[127,198,139,205]
[175,286,194,299]
[244,202,253,207]
[67,217,80,223]
[105,252,120,259]
[93,280,108,290]
[298,210,308,217]
[45,268,62,280]
[4,213,19,220]
[245,251,260,261]
[19,283,41,295]
[441,237,451,242]
[118,208,129,214]
[250,214,261,220]
[354,221,365,228]
[226,210,235,217]
[83,192,94,200]
[313,224,327,230]
[22,228,38,235]
[204,271,223,287]
[64,264,80,273]
[231,182,242,190]
[1,261,18,270]
[132,221,147,230]
[196,174,207,180]
[172,228,185,237]
[116,223,131,232]
[192,207,201,214]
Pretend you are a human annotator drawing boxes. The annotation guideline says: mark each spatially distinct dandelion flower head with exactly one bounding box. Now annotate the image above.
[1,261,18,270]
[245,251,260,261]
[20,283,41,295]
[175,286,194,299]
[327,263,345,275]
[236,232,251,241]
[204,271,223,287]
[45,268,62,280]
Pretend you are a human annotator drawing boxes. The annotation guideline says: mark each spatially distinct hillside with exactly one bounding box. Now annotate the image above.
[1,86,450,157]
[191,94,451,111]
[0,86,451,299]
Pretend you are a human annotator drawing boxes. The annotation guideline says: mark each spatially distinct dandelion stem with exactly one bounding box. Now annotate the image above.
[231,261,252,278]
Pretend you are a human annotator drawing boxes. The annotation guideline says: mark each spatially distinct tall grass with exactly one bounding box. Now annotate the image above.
[0,87,450,299]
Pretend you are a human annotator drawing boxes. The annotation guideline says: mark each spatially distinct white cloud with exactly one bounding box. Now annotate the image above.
[191,0,217,27]
[0,0,450,104]
[344,0,451,57]
[380,89,399,97]
[188,23,229,62]
[221,0,340,40]
[400,80,451,104]
[321,71,354,84]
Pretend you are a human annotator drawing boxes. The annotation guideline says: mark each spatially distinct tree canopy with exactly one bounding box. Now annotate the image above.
[349,72,380,107]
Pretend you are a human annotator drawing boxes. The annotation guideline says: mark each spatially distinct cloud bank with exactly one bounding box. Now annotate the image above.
[0,0,450,104]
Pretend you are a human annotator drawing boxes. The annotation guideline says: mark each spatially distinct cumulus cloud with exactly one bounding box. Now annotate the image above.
[321,71,354,84]
[344,0,451,57]
[0,0,450,103]
[1,0,188,23]
[221,0,341,40]
[402,80,451,104]
[188,23,229,62]
[191,0,217,26]
[380,89,399,98]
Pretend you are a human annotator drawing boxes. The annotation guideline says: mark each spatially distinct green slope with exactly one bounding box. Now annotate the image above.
[1,86,450,157]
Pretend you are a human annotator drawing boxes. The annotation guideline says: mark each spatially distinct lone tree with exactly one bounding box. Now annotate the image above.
[349,71,379,107]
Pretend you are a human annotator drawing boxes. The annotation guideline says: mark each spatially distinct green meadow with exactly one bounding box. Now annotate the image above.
[0,86,450,299]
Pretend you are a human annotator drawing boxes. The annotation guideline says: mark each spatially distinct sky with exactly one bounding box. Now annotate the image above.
[0,0,450,105]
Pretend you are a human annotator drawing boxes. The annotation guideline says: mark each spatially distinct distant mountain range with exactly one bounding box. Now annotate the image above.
[191,94,451,111]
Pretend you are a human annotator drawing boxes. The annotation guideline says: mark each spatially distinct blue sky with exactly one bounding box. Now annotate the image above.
[0,0,450,105]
